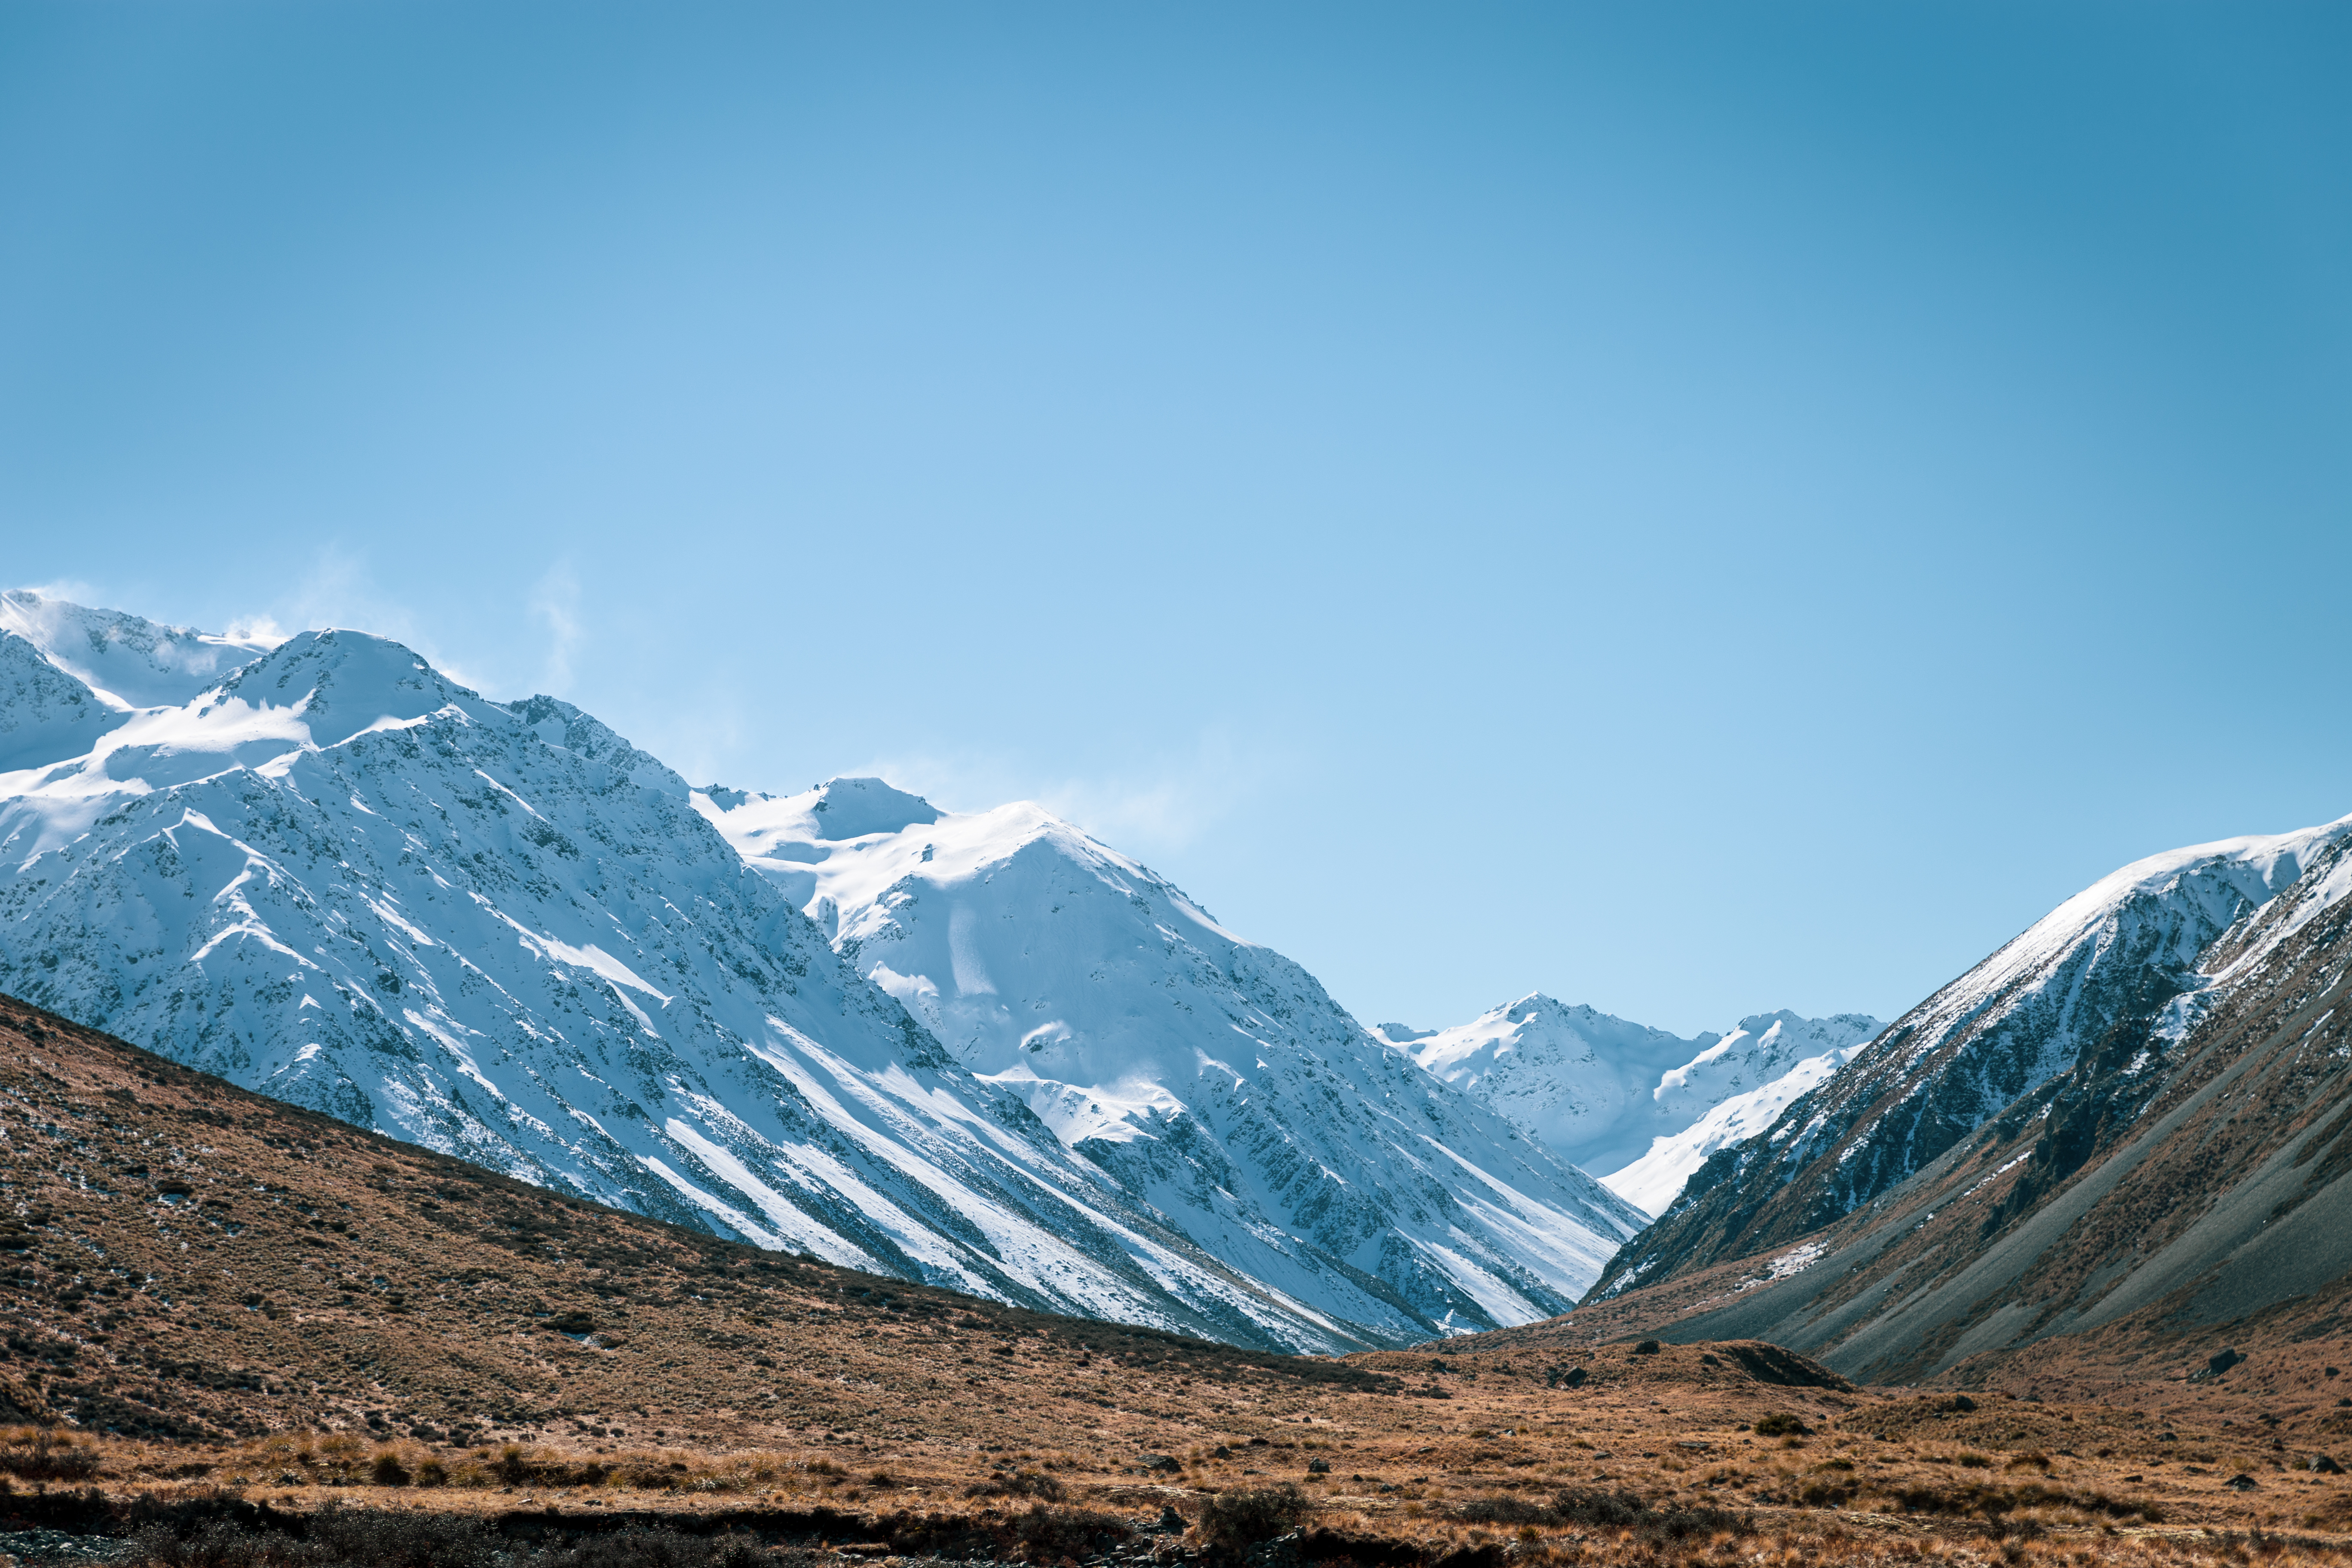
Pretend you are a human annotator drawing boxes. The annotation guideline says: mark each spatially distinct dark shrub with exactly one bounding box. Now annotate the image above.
[126,1510,779,1568]
[1632,1340,1661,1356]
[369,1453,410,1487]
[966,1467,1066,1501]
[1451,1489,1745,1546]
[1009,1504,1131,1563]
[1198,1485,1308,1547]
[1454,1497,1551,1525]
[1752,1412,1811,1438]
[1551,1490,1746,1544]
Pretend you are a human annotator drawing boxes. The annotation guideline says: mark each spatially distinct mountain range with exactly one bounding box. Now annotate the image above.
[1589,808,2352,1390]
[40,585,2344,1393]
[0,591,1714,1351]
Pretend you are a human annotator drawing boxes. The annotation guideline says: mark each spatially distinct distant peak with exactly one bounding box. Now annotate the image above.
[806,777,940,841]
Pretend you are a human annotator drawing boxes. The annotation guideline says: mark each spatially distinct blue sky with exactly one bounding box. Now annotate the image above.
[4,2,2348,1037]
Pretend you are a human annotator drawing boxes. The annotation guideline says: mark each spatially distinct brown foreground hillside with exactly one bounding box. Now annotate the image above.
[1,993,2351,1568]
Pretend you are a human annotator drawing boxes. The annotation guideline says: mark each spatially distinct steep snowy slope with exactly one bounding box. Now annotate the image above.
[699,781,1650,1338]
[1593,812,2352,1314]
[1382,1001,1880,1216]
[0,597,1400,1351]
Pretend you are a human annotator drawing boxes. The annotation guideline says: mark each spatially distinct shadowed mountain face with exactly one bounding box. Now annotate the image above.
[1587,815,2352,1387]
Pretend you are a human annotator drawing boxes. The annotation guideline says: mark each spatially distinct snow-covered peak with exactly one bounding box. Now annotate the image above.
[698,783,1648,1335]
[0,589,278,712]
[1391,993,1707,1084]
[1393,994,1712,1177]
[211,628,483,746]
[1871,813,2352,1095]
[1396,993,1883,1217]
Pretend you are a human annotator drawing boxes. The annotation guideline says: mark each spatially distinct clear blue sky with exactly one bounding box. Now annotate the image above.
[4,3,2348,1038]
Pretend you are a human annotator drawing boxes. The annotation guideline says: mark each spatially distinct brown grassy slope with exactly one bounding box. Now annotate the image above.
[0,992,1390,1455]
[8,992,2352,1551]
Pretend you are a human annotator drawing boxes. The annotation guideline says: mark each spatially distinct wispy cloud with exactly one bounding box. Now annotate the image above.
[529,561,584,694]
[258,546,493,691]
[217,612,291,649]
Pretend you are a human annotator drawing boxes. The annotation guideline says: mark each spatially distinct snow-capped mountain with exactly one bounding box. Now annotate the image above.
[698,780,1649,1337]
[1374,998,1704,1179]
[1380,999,1881,1216]
[0,591,1648,1349]
[1593,811,2352,1320]
[0,594,1470,1351]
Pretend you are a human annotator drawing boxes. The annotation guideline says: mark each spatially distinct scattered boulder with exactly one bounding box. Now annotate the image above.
[2209,1348,2246,1377]
[2224,1474,2260,1491]
[1632,1340,1662,1356]
[1140,1452,1180,1473]
[2311,1455,2346,1475]
[1306,1459,1331,1474]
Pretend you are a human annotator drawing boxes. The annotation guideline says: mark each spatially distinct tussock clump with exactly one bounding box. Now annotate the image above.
[0,1427,100,1480]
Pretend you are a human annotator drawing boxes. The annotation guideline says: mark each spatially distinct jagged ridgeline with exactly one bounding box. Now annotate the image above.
[0,592,1643,1352]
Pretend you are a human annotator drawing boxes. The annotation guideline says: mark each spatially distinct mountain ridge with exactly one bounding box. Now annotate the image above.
[1583,809,2352,1388]
[0,591,1648,1351]
[0,606,1383,1349]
